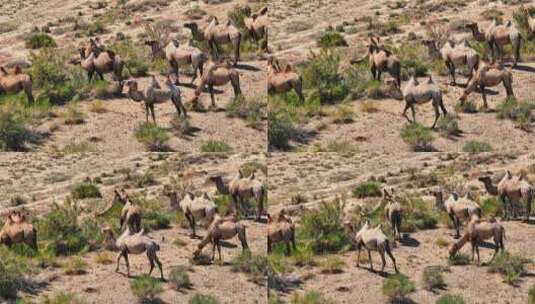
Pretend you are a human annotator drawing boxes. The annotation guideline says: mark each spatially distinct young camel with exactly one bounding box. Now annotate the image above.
[267,57,305,102]
[345,221,399,273]
[0,66,34,103]
[166,191,217,238]
[244,7,268,43]
[433,191,482,238]
[383,188,402,241]
[402,74,447,128]
[228,169,266,221]
[102,226,164,279]
[458,61,514,109]
[0,211,37,250]
[479,171,533,221]
[449,215,505,265]
[422,39,480,86]
[114,189,142,233]
[466,21,522,66]
[79,39,124,82]
[126,75,186,123]
[351,36,401,88]
[193,214,249,262]
[192,60,241,109]
[267,210,296,255]
[184,18,242,64]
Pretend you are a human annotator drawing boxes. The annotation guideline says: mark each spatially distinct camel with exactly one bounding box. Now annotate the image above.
[267,57,305,102]
[344,221,399,273]
[102,226,164,279]
[422,39,480,86]
[193,214,248,261]
[0,211,37,250]
[166,191,217,238]
[184,18,241,64]
[0,65,34,104]
[402,74,447,128]
[145,39,206,86]
[267,209,296,255]
[114,189,142,233]
[125,75,186,123]
[449,215,505,264]
[244,7,268,43]
[479,171,533,221]
[228,169,266,221]
[458,61,514,108]
[383,189,402,241]
[351,36,401,88]
[433,191,482,238]
[466,21,522,66]
[208,175,230,195]
[78,39,124,82]
[192,60,241,109]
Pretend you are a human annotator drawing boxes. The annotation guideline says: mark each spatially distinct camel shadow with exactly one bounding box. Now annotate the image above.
[511,64,535,73]
[234,63,262,71]
[219,240,237,248]
[178,82,198,90]
[399,236,420,248]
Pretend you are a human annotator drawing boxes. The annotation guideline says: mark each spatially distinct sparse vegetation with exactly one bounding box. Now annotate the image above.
[463,141,493,153]
[448,253,470,266]
[268,109,295,151]
[437,114,460,137]
[130,275,164,302]
[227,95,265,128]
[189,294,219,304]
[42,292,87,304]
[25,33,56,49]
[422,266,446,291]
[488,251,530,285]
[200,140,232,153]
[71,181,101,199]
[436,294,465,304]
[63,257,87,275]
[230,251,268,285]
[134,123,170,152]
[382,273,416,303]
[320,255,345,274]
[301,50,348,104]
[169,266,191,290]
[401,123,434,152]
[353,181,382,198]
[317,31,348,48]
[290,290,335,304]
[496,99,534,131]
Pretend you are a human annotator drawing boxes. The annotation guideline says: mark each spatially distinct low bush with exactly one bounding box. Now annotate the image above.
[448,253,470,266]
[109,39,149,78]
[297,198,349,253]
[314,140,357,153]
[268,109,295,151]
[320,255,345,274]
[422,266,446,291]
[463,141,493,153]
[437,114,460,137]
[134,123,170,152]
[71,181,101,199]
[496,98,534,130]
[353,181,382,198]
[189,294,219,304]
[25,33,57,49]
[436,294,465,304]
[0,109,34,151]
[200,140,232,153]
[290,290,335,304]
[488,251,530,285]
[226,95,265,128]
[169,266,191,290]
[480,197,503,217]
[42,292,87,304]
[63,257,87,275]
[401,197,438,231]
[382,273,416,302]
[529,284,535,304]
[401,123,434,152]
[317,31,348,48]
[301,49,348,104]
[230,251,268,285]
[130,275,163,302]
[93,251,113,265]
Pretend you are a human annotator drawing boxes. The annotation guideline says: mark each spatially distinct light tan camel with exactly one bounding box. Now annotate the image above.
[193,214,249,261]
[166,191,217,238]
[351,36,401,88]
[402,74,447,128]
[267,57,305,102]
[433,191,481,238]
[383,189,402,241]
[422,39,480,86]
[345,221,399,273]
[125,75,186,123]
[0,211,37,250]
[458,61,514,108]
[192,60,241,108]
[449,215,505,264]
[228,169,265,221]
[267,209,296,255]
[466,21,522,66]
[102,226,164,279]
[114,189,142,233]
[79,39,124,82]
[0,65,34,103]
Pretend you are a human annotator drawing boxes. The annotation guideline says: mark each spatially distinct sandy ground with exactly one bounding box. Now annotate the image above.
[268,152,535,303]
[268,0,535,152]
[0,152,267,303]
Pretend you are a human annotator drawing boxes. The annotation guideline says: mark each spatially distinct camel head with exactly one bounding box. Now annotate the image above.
[0,66,7,76]
[144,40,160,47]
[343,220,354,235]
[114,188,129,204]
[478,175,493,184]
[421,39,436,49]
[465,22,478,31]
[383,188,395,202]
[183,22,198,31]
[451,192,460,200]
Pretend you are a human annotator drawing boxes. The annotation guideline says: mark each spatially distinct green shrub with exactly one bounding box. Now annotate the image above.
[63,257,87,275]
[422,266,446,291]
[226,95,265,128]
[496,99,534,130]
[463,141,493,153]
[143,210,171,231]
[200,140,232,153]
[0,260,22,299]
[268,109,295,151]
[134,122,170,152]
[298,198,349,253]
[130,275,163,301]
[448,253,470,266]
[320,255,345,274]
[437,114,460,137]
[436,294,465,304]
[488,251,530,285]
[314,140,357,153]
[230,251,268,285]
[189,294,219,304]
[169,266,191,290]
[42,292,87,304]
[382,273,416,301]
[317,31,348,48]
[109,39,149,77]
[71,182,101,199]
[25,33,57,49]
[529,284,535,304]
[0,109,34,151]
[401,197,438,231]
[353,181,382,198]
[301,49,348,104]
[401,123,434,151]
[480,197,502,217]
[290,290,335,304]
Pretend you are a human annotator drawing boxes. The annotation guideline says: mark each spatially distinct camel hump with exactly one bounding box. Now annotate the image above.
[447,40,455,48]
[0,66,7,75]
[506,20,512,27]
[427,75,434,84]
[284,64,292,73]
[13,66,22,75]
[106,50,116,59]
[225,20,231,27]
[258,7,268,16]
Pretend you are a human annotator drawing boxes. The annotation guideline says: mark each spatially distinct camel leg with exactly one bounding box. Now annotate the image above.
[25,87,34,104]
[286,242,291,256]
[410,105,416,124]
[267,239,272,253]
[234,35,242,64]
[191,215,197,238]
[185,212,195,238]
[88,70,94,82]
[148,251,155,276]
[291,230,297,251]
[115,251,123,272]
[525,193,532,222]
[402,102,412,123]
[155,255,164,280]
[211,240,217,261]
[380,251,386,273]
[504,81,514,100]
[500,194,509,220]
[440,98,448,116]
[209,84,216,109]
[386,243,399,273]
[481,86,488,109]
[475,243,481,265]
[450,64,457,86]
[431,103,440,129]
[217,240,222,261]
[488,42,495,63]
[356,247,361,267]
[367,249,374,272]
[455,217,461,239]
[239,228,249,250]
[124,252,131,277]
[471,240,476,262]
[371,66,377,80]
[232,76,241,98]
[150,104,156,124]
[145,103,150,123]
[377,70,383,83]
